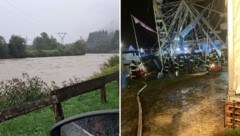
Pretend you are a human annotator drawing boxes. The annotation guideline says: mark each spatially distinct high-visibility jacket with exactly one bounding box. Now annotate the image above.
[174,62,179,70]
[179,59,184,67]
[164,62,170,72]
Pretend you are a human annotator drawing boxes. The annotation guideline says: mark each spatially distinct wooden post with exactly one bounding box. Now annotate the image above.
[117,78,119,86]
[224,102,226,127]
[53,102,64,122]
[51,91,64,122]
[117,77,119,93]
[0,73,117,123]
[100,85,107,102]
[233,100,236,127]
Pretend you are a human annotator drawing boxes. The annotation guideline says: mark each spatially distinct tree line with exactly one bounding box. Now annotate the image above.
[0,30,119,59]
[86,30,119,53]
[0,32,85,59]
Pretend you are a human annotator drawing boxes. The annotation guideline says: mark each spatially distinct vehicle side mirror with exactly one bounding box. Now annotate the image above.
[51,109,119,136]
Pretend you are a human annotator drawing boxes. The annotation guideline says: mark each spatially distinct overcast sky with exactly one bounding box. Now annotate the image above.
[0,0,119,44]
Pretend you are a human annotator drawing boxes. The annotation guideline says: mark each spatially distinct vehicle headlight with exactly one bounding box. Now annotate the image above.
[210,64,215,68]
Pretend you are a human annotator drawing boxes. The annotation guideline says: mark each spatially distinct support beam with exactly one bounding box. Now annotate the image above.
[190,4,224,44]
[183,0,214,53]
[186,1,224,15]
[228,0,235,96]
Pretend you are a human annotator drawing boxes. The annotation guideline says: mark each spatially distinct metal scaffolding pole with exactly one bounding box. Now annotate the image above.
[130,15,140,56]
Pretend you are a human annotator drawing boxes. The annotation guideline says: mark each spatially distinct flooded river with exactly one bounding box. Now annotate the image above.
[0,54,114,86]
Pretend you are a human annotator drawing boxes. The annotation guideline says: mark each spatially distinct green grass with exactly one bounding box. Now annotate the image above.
[0,81,118,136]
[92,55,119,77]
[214,127,240,136]
[222,128,240,136]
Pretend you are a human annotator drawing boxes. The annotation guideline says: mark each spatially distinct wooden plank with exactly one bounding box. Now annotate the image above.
[226,111,240,115]
[226,117,232,123]
[100,85,107,102]
[52,102,64,122]
[224,102,226,127]
[226,117,240,122]
[55,72,118,102]
[233,101,236,127]
[228,105,240,109]
[0,72,118,123]
[226,123,233,127]
[51,91,64,122]
[0,97,52,122]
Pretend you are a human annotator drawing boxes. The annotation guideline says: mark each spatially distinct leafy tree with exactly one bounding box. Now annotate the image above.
[0,36,9,58]
[86,30,119,53]
[8,35,26,58]
[33,32,61,50]
[72,39,85,55]
[110,30,119,52]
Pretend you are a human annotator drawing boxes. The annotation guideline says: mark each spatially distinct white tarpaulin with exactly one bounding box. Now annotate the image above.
[131,15,157,33]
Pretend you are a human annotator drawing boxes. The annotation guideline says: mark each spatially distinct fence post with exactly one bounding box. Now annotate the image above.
[51,91,64,122]
[116,77,119,89]
[100,85,107,102]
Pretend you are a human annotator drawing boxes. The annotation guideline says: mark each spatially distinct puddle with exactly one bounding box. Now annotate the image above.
[166,87,201,108]
[122,71,228,136]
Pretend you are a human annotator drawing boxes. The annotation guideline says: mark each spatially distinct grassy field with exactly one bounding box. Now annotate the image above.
[225,128,240,136]
[0,81,118,136]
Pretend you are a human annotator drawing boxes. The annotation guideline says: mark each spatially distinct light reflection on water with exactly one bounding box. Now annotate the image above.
[166,87,198,107]
[0,54,114,86]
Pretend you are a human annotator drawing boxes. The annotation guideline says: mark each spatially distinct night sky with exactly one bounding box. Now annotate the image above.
[121,0,183,49]
[121,0,226,49]
[121,0,156,49]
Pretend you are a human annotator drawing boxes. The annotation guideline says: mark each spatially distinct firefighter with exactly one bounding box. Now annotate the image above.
[179,56,185,73]
[173,59,180,76]
[164,59,170,74]
[189,55,195,73]
[220,50,226,65]
[206,55,211,71]
[212,51,219,64]
[129,60,138,78]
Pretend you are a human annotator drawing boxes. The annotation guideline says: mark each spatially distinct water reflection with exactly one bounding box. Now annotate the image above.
[166,87,198,108]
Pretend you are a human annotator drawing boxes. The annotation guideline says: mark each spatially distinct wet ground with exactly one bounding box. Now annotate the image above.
[121,70,228,136]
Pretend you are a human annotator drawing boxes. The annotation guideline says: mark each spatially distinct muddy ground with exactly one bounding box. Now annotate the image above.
[121,70,228,136]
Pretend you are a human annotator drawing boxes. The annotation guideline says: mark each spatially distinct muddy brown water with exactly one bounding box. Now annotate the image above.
[0,54,114,86]
[122,71,228,136]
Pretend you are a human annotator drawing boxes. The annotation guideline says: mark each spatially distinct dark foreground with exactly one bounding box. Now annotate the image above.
[122,71,227,136]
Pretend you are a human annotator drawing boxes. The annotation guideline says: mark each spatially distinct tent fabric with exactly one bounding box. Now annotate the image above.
[129,45,136,51]
[121,71,128,89]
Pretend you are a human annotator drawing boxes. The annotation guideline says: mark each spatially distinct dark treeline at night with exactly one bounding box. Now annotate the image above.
[0,30,119,59]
